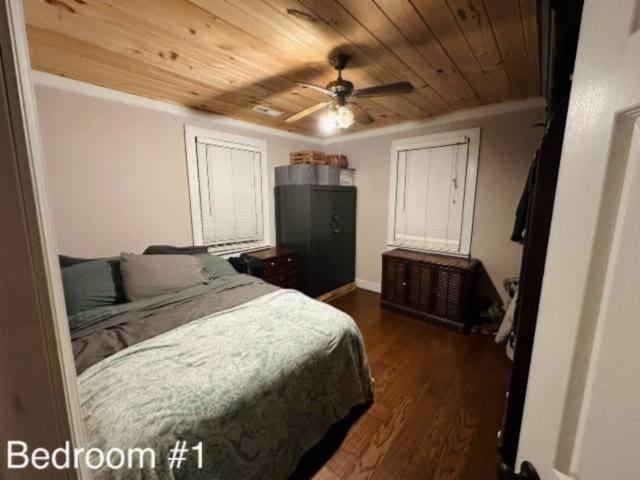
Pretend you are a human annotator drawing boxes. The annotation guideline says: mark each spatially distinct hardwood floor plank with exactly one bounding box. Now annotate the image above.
[369,334,478,479]
[304,289,511,480]
[341,395,415,479]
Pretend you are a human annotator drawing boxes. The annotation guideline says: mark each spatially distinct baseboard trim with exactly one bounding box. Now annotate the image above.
[316,282,357,303]
[356,278,382,293]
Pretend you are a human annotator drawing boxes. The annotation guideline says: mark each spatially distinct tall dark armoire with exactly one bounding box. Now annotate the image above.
[275,185,356,297]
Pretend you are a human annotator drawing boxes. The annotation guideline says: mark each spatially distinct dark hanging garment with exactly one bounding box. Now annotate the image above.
[510,98,571,243]
[511,158,538,243]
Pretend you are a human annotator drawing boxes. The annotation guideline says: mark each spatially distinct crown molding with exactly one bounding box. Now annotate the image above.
[31,70,324,145]
[322,96,547,144]
[32,71,546,146]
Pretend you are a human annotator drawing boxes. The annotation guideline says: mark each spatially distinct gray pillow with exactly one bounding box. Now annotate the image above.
[61,259,126,316]
[195,253,238,280]
[120,253,208,302]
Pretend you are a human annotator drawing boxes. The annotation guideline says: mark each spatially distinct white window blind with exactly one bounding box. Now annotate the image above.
[388,129,479,256]
[185,127,268,254]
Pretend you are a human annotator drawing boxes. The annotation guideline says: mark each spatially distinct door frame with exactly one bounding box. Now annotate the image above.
[0,1,87,477]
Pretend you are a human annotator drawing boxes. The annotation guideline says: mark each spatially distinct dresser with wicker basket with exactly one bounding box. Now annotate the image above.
[381,249,479,332]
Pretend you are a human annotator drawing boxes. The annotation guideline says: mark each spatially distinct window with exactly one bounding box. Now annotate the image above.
[387,128,480,256]
[185,126,269,254]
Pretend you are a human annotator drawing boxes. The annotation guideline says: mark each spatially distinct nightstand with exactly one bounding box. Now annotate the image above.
[241,247,299,289]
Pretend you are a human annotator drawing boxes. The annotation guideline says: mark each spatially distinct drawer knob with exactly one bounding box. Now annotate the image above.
[287,257,292,262]
[402,281,407,286]
[270,262,275,266]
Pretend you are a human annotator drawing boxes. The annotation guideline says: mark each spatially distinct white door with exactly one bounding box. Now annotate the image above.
[517,0,640,479]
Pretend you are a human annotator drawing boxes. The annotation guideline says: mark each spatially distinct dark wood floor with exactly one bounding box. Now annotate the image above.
[306,288,511,480]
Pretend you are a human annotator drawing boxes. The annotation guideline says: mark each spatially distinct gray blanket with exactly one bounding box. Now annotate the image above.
[71,275,277,374]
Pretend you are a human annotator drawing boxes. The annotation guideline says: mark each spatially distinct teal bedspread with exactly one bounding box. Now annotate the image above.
[78,289,373,479]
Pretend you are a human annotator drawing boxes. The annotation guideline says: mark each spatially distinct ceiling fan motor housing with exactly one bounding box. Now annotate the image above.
[329,53,351,71]
[327,79,354,101]
[327,54,354,101]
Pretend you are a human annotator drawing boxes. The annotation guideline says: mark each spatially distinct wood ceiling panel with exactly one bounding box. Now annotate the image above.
[299,0,459,112]
[242,0,440,114]
[520,0,540,90]
[28,27,321,133]
[262,0,448,115]
[364,0,480,107]
[403,0,501,102]
[25,0,540,137]
[445,0,514,99]
[483,0,538,97]
[27,0,318,111]
[191,0,417,121]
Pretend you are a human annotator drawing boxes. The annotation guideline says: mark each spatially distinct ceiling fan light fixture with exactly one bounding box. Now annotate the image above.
[320,114,337,134]
[328,103,355,129]
[289,54,410,128]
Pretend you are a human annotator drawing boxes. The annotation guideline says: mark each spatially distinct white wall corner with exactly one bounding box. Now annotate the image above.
[356,278,382,293]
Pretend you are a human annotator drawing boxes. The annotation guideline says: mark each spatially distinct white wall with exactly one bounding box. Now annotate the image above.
[35,81,317,258]
[329,106,545,302]
[35,74,544,303]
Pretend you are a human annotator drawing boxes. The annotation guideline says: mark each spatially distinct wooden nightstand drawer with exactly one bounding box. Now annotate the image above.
[262,253,297,277]
[264,271,297,289]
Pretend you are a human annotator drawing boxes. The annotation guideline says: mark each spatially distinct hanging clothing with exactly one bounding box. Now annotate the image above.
[511,98,571,243]
[511,158,538,243]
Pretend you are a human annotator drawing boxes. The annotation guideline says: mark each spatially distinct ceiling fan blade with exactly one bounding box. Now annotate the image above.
[350,103,374,126]
[351,81,414,98]
[285,101,330,123]
[297,82,336,97]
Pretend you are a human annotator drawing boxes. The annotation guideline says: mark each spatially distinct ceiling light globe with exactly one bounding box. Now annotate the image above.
[320,114,337,134]
[334,105,355,129]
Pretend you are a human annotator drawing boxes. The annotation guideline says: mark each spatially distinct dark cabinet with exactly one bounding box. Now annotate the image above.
[275,185,356,297]
[381,249,478,332]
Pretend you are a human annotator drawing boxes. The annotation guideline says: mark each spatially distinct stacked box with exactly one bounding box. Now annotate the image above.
[326,154,349,168]
[339,168,355,186]
[316,166,340,185]
[289,150,326,165]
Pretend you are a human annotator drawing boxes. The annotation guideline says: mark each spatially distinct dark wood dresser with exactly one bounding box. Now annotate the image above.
[242,247,299,289]
[381,249,479,332]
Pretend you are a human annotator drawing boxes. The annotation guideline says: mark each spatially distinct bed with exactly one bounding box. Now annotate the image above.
[69,272,373,479]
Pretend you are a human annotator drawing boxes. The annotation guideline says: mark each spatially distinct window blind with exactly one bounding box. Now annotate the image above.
[392,141,470,253]
[195,138,264,251]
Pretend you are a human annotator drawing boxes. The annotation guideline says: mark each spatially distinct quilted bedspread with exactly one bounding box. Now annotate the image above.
[78,289,373,479]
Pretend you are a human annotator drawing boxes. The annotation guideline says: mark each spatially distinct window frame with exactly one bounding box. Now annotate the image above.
[386,127,481,257]
[184,125,270,254]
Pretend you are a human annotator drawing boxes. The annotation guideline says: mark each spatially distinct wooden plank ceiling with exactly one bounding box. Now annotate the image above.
[25,0,539,137]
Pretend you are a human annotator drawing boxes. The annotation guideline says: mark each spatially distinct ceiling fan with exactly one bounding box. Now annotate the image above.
[285,54,414,130]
